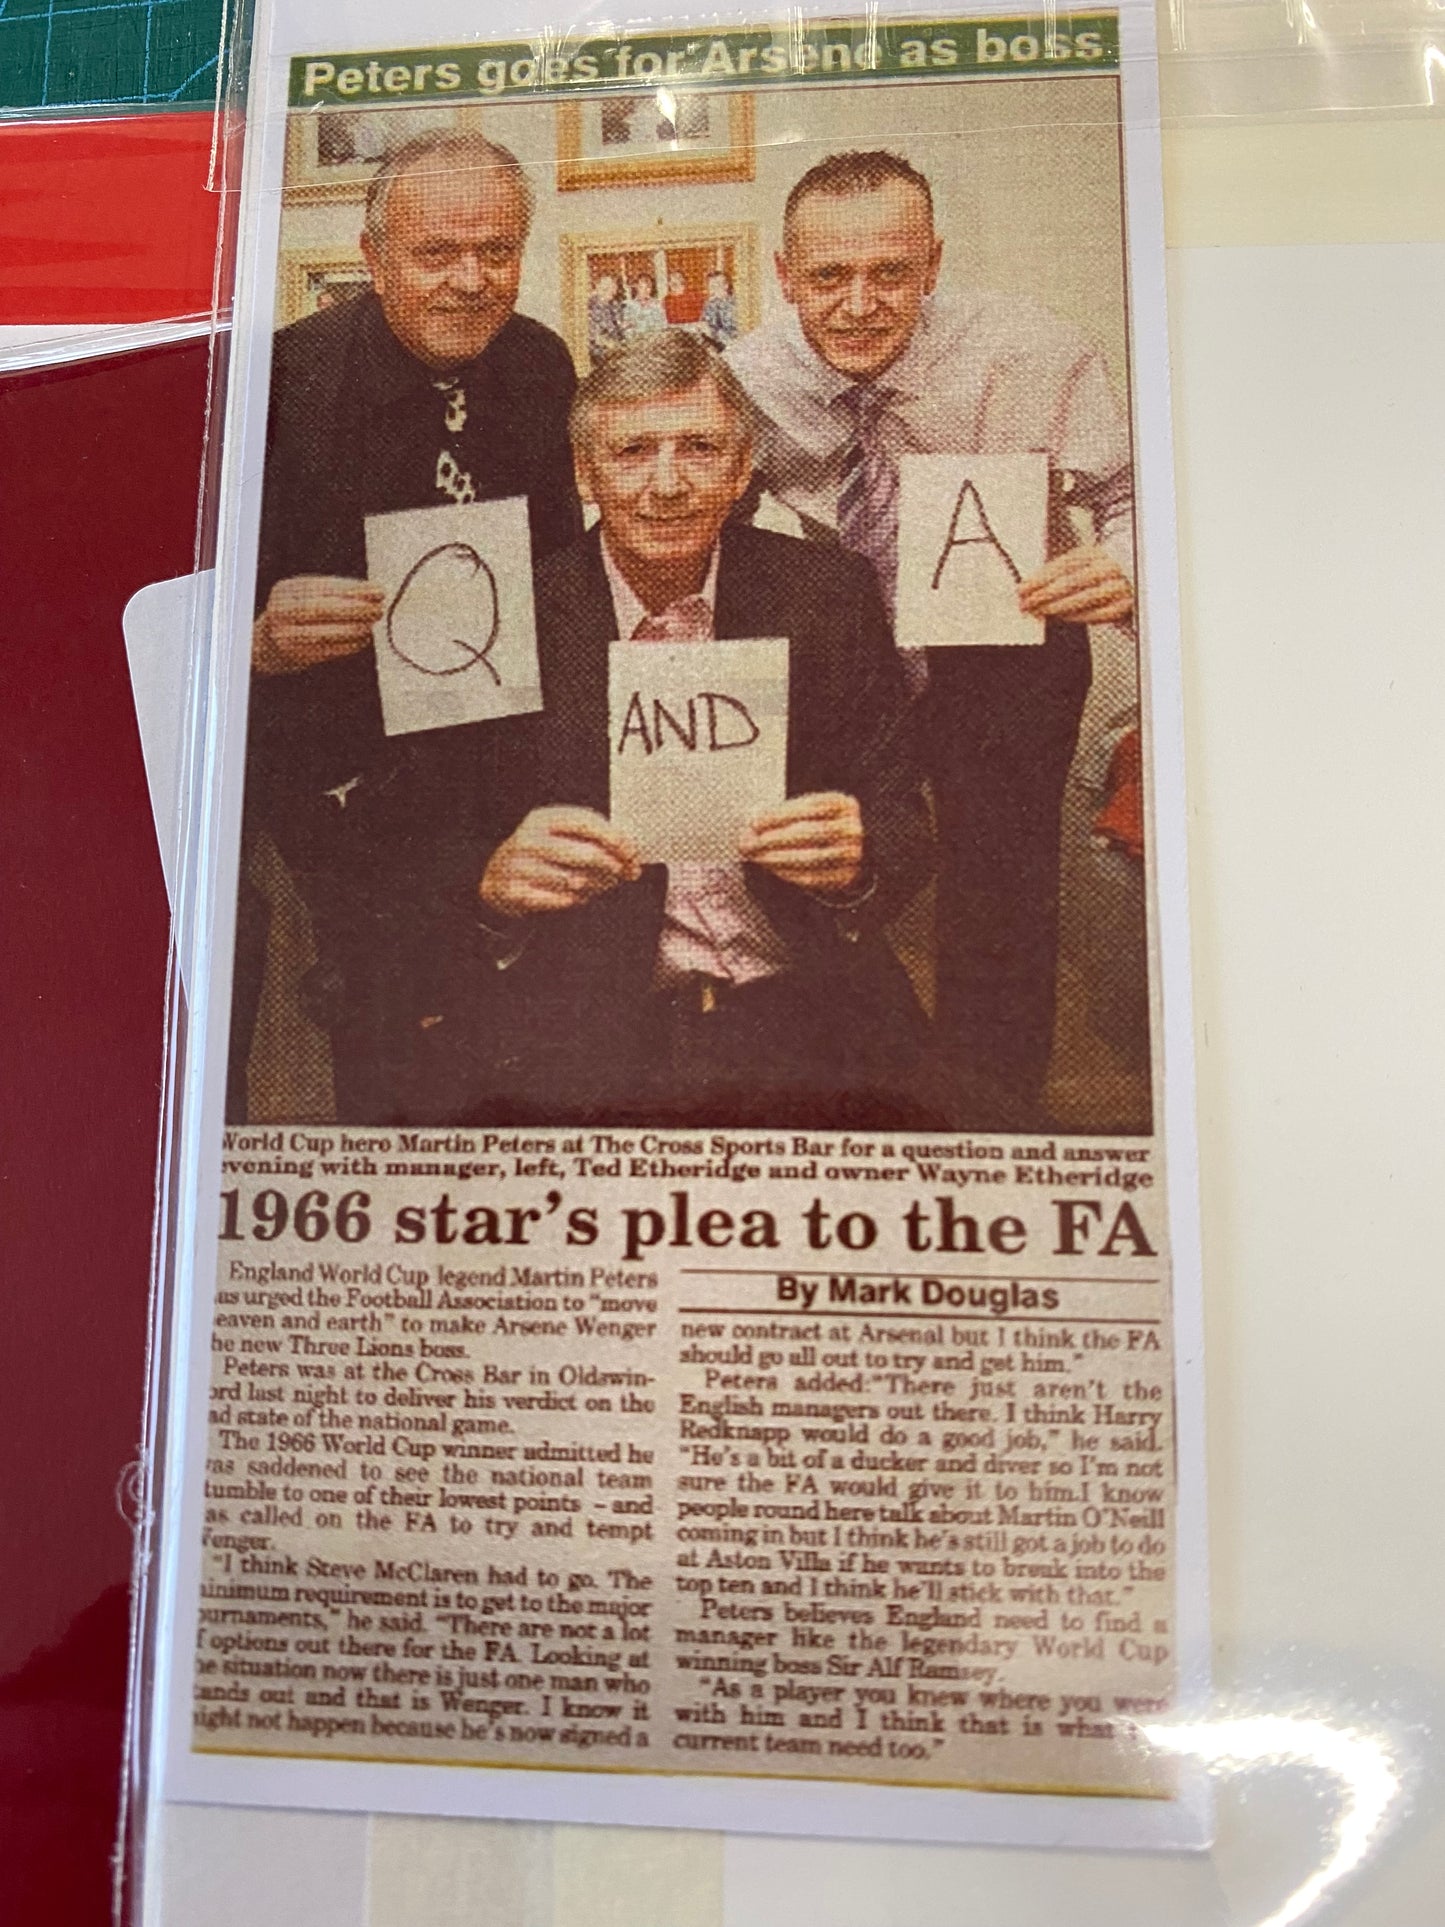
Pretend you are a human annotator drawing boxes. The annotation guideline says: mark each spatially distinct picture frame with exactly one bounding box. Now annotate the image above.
[277,246,370,325]
[560,220,761,371]
[283,102,490,204]
[556,90,755,191]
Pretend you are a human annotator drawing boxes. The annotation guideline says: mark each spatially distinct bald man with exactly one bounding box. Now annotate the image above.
[238,132,582,1121]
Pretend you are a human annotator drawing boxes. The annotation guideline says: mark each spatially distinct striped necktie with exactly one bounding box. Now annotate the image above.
[837,383,899,608]
[837,383,927,693]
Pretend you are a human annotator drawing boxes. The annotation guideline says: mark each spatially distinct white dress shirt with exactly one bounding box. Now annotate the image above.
[601,540,793,992]
[726,291,1135,586]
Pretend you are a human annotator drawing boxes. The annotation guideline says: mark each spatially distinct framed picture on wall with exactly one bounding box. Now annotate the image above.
[284,102,491,203]
[561,221,760,371]
[277,246,370,324]
[556,91,755,191]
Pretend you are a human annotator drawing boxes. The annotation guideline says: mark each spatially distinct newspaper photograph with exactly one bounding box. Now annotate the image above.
[158,0,1206,1848]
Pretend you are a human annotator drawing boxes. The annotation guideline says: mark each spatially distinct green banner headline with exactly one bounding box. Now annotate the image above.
[289,16,1120,109]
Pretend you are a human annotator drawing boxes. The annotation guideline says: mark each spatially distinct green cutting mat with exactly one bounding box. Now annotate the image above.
[0,0,226,111]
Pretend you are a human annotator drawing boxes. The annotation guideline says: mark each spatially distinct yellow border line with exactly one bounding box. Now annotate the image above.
[194,1740,1172,1799]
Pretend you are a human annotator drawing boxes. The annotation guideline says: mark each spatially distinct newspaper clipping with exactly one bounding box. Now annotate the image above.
[175,5,1200,1841]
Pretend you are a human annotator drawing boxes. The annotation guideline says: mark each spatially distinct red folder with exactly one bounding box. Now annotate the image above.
[0,114,220,324]
[0,335,212,1927]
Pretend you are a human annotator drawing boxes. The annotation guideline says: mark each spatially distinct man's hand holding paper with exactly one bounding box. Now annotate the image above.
[740,791,865,899]
[484,790,866,920]
[480,806,640,919]
[252,574,383,675]
[1018,544,1135,625]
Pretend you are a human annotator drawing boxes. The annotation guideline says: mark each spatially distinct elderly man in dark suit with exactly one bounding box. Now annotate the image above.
[470,330,936,1127]
[236,130,582,1120]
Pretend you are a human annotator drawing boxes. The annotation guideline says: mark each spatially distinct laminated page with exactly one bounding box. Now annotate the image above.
[150,0,1207,1853]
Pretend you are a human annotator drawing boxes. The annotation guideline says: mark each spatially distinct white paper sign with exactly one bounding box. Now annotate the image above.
[896,452,1048,648]
[365,497,542,736]
[608,636,789,863]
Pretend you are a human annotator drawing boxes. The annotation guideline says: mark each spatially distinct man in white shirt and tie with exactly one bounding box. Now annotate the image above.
[726,149,1136,1129]
[468,330,936,1127]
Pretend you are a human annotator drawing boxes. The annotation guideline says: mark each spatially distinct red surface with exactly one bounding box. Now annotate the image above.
[0,115,220,322]
[1094,726,1146,860]
[0,337,211,1924]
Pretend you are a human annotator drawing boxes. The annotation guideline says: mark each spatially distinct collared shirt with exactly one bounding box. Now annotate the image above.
[602,539,722,645]
[726,291,1135,587]
[600,540,793,992]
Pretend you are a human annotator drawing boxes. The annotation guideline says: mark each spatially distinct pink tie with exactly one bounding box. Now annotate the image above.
[625,584,783,987]
[632,594,713,642]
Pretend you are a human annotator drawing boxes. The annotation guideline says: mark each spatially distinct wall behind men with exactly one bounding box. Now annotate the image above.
[278,75,1130,394]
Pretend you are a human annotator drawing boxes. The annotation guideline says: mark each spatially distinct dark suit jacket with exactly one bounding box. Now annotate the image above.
[236,294,583,1114]
[463,523,936,1123]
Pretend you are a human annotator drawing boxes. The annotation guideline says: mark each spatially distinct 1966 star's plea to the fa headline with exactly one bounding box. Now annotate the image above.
[196,1128,1176,1795]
